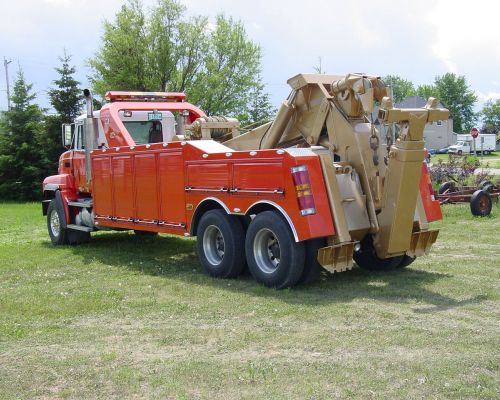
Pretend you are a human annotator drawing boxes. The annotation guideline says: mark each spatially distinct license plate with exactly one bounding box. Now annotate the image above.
[148,112,162,121]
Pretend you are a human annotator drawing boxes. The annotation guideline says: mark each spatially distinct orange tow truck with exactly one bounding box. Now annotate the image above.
[43,74,446,288]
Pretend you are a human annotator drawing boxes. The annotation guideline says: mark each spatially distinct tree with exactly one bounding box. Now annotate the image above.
[41,52,82,174]
[383,75,415,103]
[188,14,261,116]
[238,76,276,127]
[415,84,439,100]
[88,0,270,119]
[434,73,477,133]
[0,69,45,200]
[480,99,500,136]
[88,0,149,94]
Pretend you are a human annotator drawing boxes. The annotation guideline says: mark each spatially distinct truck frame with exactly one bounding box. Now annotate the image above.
[42,73,447,288]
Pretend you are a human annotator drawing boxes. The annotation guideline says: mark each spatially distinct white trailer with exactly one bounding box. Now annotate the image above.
[448,133,496,155]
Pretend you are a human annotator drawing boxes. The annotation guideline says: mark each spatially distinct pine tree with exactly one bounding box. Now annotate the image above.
[0,69,45,200]
[41,51,82,174]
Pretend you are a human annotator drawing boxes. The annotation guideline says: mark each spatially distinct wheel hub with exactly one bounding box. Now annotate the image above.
[254,228,281,274]
[203,225,225,266]
[50,209,61,237]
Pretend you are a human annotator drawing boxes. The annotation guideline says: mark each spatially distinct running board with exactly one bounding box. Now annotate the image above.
[67,224,93,232]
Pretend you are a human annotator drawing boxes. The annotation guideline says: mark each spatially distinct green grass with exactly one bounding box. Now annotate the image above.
[0,202,499,399]
[431,152,500,169]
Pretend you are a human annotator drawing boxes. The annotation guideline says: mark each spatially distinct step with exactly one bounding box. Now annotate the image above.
[66,224,93,232]
[67,200,93,208]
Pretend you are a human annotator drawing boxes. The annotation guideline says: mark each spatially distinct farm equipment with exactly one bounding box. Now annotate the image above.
[437,180,498,216]
[42,73,448,288]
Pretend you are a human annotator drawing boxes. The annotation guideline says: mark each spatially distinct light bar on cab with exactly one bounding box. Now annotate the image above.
[105,91,187,103]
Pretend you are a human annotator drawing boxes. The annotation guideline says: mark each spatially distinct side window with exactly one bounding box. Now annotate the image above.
[74,124,85,150]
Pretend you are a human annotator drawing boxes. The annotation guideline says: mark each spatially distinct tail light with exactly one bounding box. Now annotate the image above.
[291,165,316,216]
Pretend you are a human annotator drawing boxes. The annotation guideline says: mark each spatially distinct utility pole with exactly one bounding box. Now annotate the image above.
[4,57,12,110]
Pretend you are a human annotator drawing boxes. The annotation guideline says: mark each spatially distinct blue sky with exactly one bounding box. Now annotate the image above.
[1,0,499,115]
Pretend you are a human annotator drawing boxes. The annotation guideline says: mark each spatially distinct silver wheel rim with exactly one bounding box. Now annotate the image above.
[50,209,61,238]
[253,228,280,274]
[203,225,225,266]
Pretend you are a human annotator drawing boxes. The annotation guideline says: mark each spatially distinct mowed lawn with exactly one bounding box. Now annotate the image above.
[0,202,498,399]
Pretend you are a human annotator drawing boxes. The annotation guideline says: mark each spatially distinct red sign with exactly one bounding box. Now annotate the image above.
[471,127,479,138]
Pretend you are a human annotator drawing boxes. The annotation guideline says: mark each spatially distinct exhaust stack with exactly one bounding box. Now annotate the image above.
[83,89,96,185]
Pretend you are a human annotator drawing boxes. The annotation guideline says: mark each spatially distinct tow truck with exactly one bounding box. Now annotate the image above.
[42,74,447,288]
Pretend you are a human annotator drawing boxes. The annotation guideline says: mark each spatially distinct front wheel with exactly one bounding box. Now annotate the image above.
[47,199,68,245]
[245,211,305,289]
[196,209,246,278]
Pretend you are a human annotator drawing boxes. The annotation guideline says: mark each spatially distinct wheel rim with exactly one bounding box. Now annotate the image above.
[50,209,61,238]
[253,228,281,274]
[203,225,225,266]
[478,196,489,213]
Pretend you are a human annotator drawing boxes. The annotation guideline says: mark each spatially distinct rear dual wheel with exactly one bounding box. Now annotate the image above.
[245,211,305,289]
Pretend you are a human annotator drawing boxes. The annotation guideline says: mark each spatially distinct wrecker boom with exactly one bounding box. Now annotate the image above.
[223,73,448,266]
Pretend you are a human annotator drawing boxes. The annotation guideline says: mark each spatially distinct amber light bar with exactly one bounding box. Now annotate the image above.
[105,91,186,102]
[291,165,316,216]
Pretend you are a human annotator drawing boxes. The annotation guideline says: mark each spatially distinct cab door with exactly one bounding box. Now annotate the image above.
[72,122,89,193]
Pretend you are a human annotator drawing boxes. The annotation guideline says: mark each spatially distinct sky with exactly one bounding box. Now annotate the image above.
[1,0,499,116]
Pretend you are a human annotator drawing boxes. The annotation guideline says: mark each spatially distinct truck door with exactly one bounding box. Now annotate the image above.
[72,122,89,193]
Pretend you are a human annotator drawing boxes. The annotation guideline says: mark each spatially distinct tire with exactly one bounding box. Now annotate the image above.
[297,238,325,285]
[397,255,416,268]
[196,209,246,278]
[458,150,462,155]
[470,190,492,216]
[245,211,305,289]
[134,230,158,236]
[438,181,455,194]
[354,235,404,271]
[478,180,494,193]
[47,198,68,245]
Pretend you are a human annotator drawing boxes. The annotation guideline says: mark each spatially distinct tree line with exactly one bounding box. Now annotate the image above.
[382,74,499,136]
[1,0,499,201]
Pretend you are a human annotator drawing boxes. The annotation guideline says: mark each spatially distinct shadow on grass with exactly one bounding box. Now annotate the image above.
[54,231,485,311]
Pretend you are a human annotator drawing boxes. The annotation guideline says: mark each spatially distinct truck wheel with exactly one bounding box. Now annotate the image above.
[354,236,404,271]
[245,211,305,289]
[470,190,492,216]
[397,255,416,268]
[297,238,325,285]
[134,230,158,236]
[196,209,245,278]
[457,150,462,155]
[47,199,68,245]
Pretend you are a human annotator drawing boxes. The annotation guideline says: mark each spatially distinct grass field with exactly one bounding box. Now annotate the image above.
[430,152,500,169]
[0,202,499,399]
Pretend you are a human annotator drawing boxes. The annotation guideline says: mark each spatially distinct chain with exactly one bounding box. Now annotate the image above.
[384,123,394,165]
[369,123,380,166]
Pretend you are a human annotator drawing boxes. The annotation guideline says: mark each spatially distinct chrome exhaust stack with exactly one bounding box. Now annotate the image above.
[83,89,97,185]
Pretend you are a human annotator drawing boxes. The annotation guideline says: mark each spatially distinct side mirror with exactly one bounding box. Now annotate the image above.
[62,124,73,147]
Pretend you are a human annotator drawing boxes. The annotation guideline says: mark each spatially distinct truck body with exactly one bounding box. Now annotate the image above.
[42,74,447,288]
[448,133,496,155]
